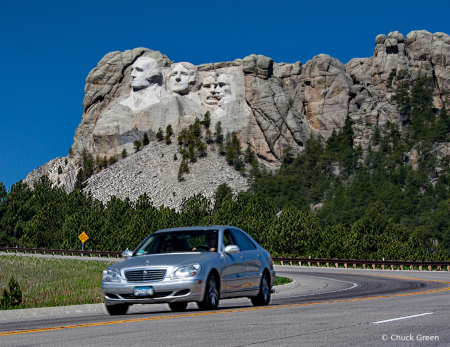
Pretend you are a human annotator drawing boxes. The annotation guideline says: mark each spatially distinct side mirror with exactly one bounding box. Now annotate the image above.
[121,249,133,259]
[224,245,240,255]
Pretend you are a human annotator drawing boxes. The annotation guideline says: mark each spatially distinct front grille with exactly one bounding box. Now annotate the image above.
[121,291,172,299]
[125,269,167,282]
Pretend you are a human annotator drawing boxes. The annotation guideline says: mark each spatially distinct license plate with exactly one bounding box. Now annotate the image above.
[134,286,154,296]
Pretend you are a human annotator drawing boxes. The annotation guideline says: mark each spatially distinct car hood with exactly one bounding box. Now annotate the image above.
[108,252,217,271]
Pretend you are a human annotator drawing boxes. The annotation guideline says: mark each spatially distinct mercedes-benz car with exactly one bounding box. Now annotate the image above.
[101,226,275,315]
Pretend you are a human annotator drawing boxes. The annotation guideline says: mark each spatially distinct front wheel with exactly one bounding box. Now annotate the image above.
[251,273,271,306]
[105,303,129,315]
[197,273,219,310]
[169,302,188,312]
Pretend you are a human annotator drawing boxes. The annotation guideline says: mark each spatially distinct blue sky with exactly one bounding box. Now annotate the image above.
[1,0,449,188]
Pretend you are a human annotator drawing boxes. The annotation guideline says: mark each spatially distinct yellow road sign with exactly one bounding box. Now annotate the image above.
[78,232,89,243]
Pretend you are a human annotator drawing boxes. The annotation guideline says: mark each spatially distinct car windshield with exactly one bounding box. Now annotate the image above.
[134,230,219,255]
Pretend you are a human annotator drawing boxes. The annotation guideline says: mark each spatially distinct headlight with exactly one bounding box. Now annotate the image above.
[102,269,124,283]
[170,264,201,279]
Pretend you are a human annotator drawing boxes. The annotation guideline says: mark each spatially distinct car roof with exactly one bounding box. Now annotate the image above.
[153,226,239,234]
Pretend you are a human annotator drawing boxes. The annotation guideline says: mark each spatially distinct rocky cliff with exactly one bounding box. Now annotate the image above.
[26,30,450,206]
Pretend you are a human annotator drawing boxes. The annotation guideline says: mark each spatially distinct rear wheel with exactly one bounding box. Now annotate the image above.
[251,273,271,306]
[197,273,219,310]
[105,303,129,315]
[169,302,188,312]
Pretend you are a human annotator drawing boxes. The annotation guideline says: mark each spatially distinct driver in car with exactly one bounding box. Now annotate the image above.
[192,232,217,252]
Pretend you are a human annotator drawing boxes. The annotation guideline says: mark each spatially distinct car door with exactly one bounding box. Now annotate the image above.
[231,229,263,291]
[220,229,247,294]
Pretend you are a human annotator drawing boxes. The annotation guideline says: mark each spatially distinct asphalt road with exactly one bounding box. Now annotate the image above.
[1,266,449,347]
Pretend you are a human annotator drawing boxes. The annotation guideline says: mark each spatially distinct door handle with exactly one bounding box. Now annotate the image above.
[257,253,261,257]
[240,256,245,259]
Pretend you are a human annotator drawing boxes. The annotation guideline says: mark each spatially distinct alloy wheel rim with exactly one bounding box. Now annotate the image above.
[208,277,218,307]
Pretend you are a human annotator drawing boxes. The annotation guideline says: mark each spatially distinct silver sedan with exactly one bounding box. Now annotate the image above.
[101,226,275,315]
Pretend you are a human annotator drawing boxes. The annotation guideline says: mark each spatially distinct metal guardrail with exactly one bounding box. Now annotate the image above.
[1,247,449,270]
[272,257,450,271]
[0,247,121,258]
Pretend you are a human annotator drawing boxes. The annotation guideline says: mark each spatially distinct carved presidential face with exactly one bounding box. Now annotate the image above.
[201,76,219,105]
[169,64,190,94]
[217,74,233,105]
[130,57,161,91]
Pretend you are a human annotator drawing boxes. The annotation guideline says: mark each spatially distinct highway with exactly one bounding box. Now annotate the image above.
[1,266,449,346]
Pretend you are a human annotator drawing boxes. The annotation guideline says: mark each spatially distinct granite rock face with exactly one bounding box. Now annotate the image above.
[25,30,450,207]
[302,54,353,140]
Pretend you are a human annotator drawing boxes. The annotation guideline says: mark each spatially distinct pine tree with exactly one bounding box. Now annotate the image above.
[173,153,178,160]
[166,124,173,136]
[156,128,164,141]
[244,144,256,164]
[373,126,381,145]
[133,140,142,152]
[214,121,224,143]
[201,111,211,128]
[196,139,207,157]
[177,160,190,181]
[213,183,233,210]
[192,118,201,138]
[142,132,150,145]
[392,70,412,124]
[433,102,450,142]
[164,134,172,144]
[121,148,128,158]
[57,166,63,175]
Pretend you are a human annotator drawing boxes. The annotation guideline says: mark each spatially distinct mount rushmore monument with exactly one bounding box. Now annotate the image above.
[26,30,450,205]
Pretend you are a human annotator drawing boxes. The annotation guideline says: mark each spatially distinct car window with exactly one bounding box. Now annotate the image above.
[230,229,256,251]
[223,230,237,247]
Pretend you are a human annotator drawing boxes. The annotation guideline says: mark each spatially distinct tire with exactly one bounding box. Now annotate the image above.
[251,273,271,306]
[105,303,129,315]
[197,273,220,310]
[169,302,188,312]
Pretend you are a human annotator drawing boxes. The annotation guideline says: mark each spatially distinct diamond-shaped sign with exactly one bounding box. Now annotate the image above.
[78,232,89,243]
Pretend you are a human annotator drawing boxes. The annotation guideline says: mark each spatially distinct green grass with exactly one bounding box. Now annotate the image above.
[274,276,292,286]
[0,256,113,310]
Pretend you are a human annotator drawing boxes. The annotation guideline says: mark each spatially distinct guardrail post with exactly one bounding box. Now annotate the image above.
[437,266,441,271]
[391,265,394,270]
[317,262,320,267]
[410,265,413,270]
[428,265,432,271]
[419,265,422,271]
[335,263,338,268]
[280,261,284,265]
[344,263,347,269]
[447,266,450,271]
[289,261,293,266]
[307,261,311,267]
[400,265,403,270]
[353,264,356,269]
[362,264,366,269]
[381,265,385,270]
[298,261,302,266]
[326,262,329,267]
[372,264,376,270]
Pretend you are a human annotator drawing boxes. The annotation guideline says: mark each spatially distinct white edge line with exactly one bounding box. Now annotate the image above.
[282,275,359,298]
[371,312,434,324]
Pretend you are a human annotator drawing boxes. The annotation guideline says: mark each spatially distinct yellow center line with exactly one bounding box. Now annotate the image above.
[2,273,449,337]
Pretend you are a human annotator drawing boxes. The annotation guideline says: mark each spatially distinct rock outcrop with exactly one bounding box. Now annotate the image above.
[25,29,450,208]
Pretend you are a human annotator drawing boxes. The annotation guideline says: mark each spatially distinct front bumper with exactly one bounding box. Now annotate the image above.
[101,278,206,306]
